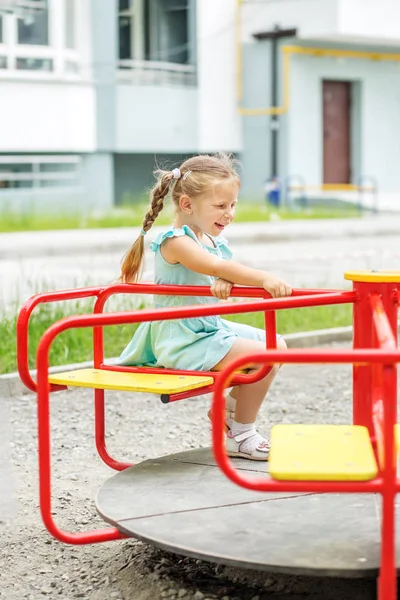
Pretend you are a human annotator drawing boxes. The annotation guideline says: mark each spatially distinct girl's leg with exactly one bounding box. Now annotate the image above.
[213,335,286,424]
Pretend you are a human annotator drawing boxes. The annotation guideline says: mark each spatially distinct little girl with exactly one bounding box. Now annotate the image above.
[118,153,292,461]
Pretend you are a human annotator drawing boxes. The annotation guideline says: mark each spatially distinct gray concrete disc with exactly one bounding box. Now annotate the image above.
[95,448,382,577]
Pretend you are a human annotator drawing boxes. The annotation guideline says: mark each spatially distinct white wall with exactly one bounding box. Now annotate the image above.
[0,82,96,152]
[241,0,400,46]
[338,0,400,45]
[115,85,198,152]
[241,0,338,43]
[197,0,241,152]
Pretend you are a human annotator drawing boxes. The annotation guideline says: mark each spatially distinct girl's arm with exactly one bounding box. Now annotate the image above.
[162,236,291,298]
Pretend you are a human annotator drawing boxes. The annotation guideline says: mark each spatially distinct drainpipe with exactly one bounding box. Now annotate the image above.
[271,29,279,178]
[253,26,296,179]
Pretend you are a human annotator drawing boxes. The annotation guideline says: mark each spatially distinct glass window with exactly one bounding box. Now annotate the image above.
[65,0,75,49]
[17,1,49,46]
[16,57,53,71]
[0,158,81,190]
[147,0,189,64]
[0,163,33,189]
[119,15,132,59]
[163,0,188,64]
[38,161,80,188]
[39,162,77,173]
[119,0,133,11]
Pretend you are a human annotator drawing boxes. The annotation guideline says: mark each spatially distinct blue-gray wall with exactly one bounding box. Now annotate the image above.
[241,40,400,201]
[114,153,193,204]
[241,38,290,200]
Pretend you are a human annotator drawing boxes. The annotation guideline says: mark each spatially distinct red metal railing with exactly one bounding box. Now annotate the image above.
[17,276,400,598]
[18,284,351,472]
[211,282,399,600]
[28,284,353,546]
[17,282,351,393]
[212,347,399,492]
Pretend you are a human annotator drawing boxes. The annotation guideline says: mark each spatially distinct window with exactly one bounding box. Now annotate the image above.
[119,13,132,59]
[17,0,49,46]
[0,156,82,190]
[119,0,192,64]
[150,0,189,64]
[0,0,81,77]
[119,0,132,10]
[118,0,144,61]
[0,162,33,189]
[16,57,52,70]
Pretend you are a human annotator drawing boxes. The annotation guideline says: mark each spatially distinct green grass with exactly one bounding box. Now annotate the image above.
[0,301,352,375]
[0,201,360,233]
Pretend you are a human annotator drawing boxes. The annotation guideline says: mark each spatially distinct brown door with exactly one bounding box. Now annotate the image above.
[323,80,351,184]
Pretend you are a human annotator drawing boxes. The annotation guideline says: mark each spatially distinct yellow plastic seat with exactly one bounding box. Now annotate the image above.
[269,424,378,481]
[49,368,213,395]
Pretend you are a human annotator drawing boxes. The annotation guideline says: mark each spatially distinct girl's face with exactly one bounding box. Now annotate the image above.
[192,181,238,237]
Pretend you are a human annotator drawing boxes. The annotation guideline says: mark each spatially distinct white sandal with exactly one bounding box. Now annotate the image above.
[226,429,270,461]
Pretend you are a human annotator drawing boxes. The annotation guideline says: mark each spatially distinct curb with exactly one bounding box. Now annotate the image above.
[0,325,354,397]
[284,325,353,348]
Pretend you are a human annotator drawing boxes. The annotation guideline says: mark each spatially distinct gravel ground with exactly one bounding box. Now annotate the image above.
[1,349,379,599]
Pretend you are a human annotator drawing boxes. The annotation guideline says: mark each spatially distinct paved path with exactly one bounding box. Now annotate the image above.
[2,230,400,310]
[1,213,400,259]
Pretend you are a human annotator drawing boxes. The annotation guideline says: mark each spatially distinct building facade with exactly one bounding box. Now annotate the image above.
[239,0,400,207]
[1,0,399,213]
[0,0,241,214]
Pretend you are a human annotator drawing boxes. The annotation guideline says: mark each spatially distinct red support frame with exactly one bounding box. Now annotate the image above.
[212,348,399,600]
[17,283,340,394]
[29,286,353,545]
[211,278,400,600]
[352,282,399,436]
[18,283,350,472]
[16,274,400,598]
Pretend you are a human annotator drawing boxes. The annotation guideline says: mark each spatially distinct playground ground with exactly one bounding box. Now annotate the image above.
[3,214,398,598]
[0,345,379,600]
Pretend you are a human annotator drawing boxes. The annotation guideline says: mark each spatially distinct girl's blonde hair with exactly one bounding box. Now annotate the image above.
[120,153,240,283]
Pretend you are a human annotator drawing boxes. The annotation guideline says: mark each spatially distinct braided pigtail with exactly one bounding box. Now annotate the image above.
[120,171,174,283]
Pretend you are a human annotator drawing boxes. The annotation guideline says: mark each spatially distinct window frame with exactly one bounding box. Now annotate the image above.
[118,0,145,61]
[0,0,81,79]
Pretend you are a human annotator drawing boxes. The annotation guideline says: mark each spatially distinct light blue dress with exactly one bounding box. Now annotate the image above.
[118,225,267,371]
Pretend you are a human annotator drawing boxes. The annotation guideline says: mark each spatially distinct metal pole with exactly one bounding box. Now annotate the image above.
[346,272,399,436]
[271,33,278,178]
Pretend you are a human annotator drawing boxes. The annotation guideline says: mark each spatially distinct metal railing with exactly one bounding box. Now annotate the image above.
[117,59,197,86]
[284,175,379,213]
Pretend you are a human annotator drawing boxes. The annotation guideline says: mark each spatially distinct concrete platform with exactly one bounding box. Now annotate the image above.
[95,448,383,577]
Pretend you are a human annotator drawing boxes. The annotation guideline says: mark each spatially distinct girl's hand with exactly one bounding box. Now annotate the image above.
[262,274,292,298]
[211,278,234,300]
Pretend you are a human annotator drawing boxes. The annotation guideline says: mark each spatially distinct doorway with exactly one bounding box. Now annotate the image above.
[322,80,351,184]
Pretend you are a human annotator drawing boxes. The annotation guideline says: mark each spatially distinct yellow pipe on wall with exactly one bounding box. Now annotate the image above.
[236,0,400,116]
